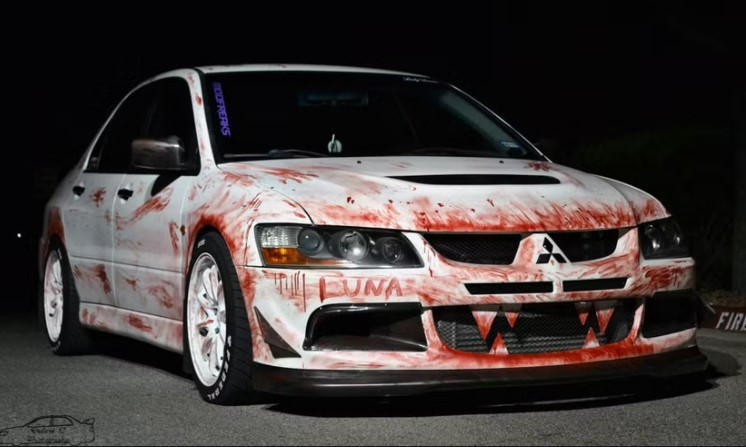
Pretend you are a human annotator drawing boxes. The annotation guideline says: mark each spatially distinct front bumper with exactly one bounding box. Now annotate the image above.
[252,346,708,397]
[238,228,700,379]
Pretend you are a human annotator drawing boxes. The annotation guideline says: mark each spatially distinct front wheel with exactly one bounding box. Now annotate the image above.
[184,232,256,405]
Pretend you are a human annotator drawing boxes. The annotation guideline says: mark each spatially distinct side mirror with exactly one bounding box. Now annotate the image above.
[131,136,186,172]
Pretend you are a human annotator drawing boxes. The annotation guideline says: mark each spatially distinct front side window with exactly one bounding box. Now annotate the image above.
[87,78,198,173]
[87,84,155,173]
[144,79,199,171]
[203,72,543,161]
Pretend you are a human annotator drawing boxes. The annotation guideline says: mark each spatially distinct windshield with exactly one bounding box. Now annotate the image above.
[203,72,544,161]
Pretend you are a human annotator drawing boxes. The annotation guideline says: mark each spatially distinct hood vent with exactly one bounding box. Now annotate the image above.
[388,174,560,185]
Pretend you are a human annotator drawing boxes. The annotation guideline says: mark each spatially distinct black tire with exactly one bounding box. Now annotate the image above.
[183,232,256,405]
[40,240,95,355]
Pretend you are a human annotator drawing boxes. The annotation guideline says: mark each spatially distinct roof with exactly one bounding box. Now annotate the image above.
[196,63,427,77]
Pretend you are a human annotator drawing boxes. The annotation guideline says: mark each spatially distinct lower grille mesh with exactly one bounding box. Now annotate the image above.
[434,300,637,354]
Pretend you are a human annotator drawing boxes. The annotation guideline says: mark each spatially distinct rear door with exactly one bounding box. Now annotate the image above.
[112,78,199,319]
[64,87,153,305]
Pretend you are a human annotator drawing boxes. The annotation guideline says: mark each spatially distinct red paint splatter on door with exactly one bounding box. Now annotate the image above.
[116,188,174,229]
[90,188,106,207]
[93,265,111,295]
[147,285,175,309]
[168,222,180,255]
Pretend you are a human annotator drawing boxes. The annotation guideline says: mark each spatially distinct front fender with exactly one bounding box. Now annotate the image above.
[182,173,312,271]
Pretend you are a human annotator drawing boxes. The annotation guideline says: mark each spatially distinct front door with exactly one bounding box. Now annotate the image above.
[112,78,199,320]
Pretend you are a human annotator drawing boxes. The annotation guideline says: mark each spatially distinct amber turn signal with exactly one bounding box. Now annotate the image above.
[260,247,350,267]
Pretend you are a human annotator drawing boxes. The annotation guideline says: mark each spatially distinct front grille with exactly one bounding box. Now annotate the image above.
[434,299,637,354]
[424,234,521,264]
[548,229,619,262]
[424,230,618,265]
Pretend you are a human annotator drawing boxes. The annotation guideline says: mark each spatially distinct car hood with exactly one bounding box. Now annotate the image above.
[219,157,669,232]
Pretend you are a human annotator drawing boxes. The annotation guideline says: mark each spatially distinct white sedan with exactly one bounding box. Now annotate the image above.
[40,64,707,404]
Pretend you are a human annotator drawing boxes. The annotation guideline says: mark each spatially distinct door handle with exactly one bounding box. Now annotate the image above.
[117,188,134,200]
[72,185,85,196]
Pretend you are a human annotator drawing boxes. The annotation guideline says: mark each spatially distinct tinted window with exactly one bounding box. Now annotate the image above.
[87,78,198,173]
[144,79,199,170]
[203,72,542,161]
[88,84,155,173]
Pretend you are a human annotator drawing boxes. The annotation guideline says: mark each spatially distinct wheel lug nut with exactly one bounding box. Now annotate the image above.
[199,327,208,336]
[215,327,220,334]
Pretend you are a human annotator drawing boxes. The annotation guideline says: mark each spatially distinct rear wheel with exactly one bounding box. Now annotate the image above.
[184,232,256,405]
[41,241,94,355]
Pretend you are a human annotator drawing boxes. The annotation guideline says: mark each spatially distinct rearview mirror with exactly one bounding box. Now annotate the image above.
[131,136,186,172]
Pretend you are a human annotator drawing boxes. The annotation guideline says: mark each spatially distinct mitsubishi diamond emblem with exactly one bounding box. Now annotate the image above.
[536,236,567,264]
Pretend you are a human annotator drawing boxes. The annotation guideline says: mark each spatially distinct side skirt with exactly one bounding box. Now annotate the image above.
[79,303,183,353]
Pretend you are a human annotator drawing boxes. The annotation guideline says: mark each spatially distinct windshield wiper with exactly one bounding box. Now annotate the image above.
[223,149,329,159]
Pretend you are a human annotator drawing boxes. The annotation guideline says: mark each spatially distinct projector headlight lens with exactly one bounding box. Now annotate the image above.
[297,228,324,256]
[257,225,422,268]
[378,237,406,264]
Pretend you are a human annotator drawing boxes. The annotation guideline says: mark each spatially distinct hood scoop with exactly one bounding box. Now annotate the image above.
[388,174,560,185]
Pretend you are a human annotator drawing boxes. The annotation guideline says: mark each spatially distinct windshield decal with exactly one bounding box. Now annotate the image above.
[402,76,438,83]
[212,82,232,137]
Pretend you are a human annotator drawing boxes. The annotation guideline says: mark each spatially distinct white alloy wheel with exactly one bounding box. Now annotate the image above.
[187,253,228,387]
[43,250,64,342]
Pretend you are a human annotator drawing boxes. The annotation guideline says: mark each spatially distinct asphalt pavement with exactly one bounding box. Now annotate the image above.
[1,314,744,446]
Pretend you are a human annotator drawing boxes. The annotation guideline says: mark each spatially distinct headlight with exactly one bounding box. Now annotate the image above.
[638,217,689,259]
[256,225,423,268]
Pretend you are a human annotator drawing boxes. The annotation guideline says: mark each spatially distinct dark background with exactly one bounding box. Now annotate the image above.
[7,5,744,312]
